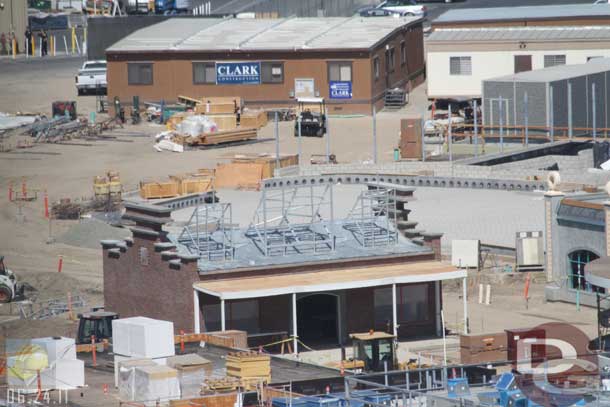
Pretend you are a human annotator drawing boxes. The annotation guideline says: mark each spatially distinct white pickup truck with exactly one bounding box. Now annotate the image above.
[76,60,107,95]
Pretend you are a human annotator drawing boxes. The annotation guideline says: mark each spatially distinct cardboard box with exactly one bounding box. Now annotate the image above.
[114,354,167,387]
[133,365,180,406]
[30,337,76,364]
[112,317,175,360]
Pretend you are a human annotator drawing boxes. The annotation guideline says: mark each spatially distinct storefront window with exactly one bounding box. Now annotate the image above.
[374,283,431,326]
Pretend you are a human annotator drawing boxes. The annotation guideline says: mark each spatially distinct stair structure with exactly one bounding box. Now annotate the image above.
[384,88,408,110]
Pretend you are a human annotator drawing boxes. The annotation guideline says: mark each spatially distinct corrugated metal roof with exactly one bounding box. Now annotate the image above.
[486,58,610,83]
[427,26,610,42]
[107,16,419,53]
[434,4,610,23]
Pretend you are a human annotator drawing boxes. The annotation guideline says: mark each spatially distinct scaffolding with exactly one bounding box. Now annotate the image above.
[343,187,398,248]
[177,203,235,262]
[245,184,335,256]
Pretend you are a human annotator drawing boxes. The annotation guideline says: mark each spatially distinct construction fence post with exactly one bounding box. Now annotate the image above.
[550,85,555,143]
[372,105,377,164]
[448,104,453,162]
[524,92,529,148]
[568,81,574,140]
[591,82,597,141]
[473,99,478,157]
[292,292,298,355]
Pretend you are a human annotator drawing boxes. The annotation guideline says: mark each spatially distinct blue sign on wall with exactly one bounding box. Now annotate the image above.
[216,62,261,85]
[329,81,352,99]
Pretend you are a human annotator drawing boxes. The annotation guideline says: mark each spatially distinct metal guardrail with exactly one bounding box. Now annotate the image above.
[261,173,547,192]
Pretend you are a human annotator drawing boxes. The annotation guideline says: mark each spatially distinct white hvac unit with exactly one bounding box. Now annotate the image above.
[451,240,480,269]
[516,231,544,272]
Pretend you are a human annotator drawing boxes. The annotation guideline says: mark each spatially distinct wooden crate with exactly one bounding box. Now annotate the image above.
[195,103,237,115]
[169,175,214,195]
[208,114,238,131]
[225,351,271,381]
[240,110,268,129]
[215,162,264,190]
[140,180,179,199]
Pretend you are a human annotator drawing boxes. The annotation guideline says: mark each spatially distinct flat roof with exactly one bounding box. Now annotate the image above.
[486,58,610,83]
[107,16,420,53]
[433,4,610,24]
[427,26,610,43]
[194,261,465,300]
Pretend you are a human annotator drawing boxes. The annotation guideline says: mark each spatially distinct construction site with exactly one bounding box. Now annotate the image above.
[3,1,610,406]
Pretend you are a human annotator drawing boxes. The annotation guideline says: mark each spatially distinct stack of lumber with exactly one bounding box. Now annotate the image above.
[225,351,271,383]
[201,377,243,393]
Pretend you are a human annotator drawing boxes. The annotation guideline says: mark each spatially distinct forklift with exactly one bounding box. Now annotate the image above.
[76,310,119,345]
[294,97,327,137]
[350,331,397,372]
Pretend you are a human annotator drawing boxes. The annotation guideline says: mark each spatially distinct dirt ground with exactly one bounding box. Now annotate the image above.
[0,56,597,350]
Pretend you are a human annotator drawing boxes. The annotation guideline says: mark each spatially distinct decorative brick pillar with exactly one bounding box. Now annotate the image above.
[544,191,565,283]
[422,232,443,260]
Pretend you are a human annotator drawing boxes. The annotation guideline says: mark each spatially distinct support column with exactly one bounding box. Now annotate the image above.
[193,289,200,334]
[220,299,226,331]
[292,293,298,355]
[605,201,610,257]
[544,191,565,283]
[392,283,398,338]
[462,277,469,335]
[435,282,442,337]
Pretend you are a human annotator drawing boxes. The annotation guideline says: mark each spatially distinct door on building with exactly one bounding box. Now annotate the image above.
[514,55,532,74]
[297,293,338,345]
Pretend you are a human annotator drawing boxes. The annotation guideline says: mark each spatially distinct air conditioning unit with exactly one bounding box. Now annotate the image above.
[515,231,544,272]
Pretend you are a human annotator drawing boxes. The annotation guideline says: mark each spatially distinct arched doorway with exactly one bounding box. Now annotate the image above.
[297,294,338,345]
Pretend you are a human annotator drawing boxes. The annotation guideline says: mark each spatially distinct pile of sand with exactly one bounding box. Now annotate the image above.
[56,218,130,250]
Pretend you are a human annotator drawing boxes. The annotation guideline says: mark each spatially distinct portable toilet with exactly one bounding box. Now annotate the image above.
[272,398,309,407]
[447,378,470,398]
[363,392,392,406]
[302,396,341,407]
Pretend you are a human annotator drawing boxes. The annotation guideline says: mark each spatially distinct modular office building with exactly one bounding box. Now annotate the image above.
[105,16,425,114]
[482,58,610,136]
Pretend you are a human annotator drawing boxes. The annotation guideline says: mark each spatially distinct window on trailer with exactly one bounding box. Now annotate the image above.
[261,62,284,83]
[388,48,396,73]
[373,57,380,80]
[449,56,471,76]
[329,61,352,82]
[544,55,566,68]
[128,63,153,85]
[193,62,216,84]
[400,41,406,66]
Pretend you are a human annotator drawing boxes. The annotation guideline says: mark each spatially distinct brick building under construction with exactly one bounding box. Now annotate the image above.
[102,179,467,350]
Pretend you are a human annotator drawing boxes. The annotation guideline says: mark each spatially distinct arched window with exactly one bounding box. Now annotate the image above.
[568,250,604,293]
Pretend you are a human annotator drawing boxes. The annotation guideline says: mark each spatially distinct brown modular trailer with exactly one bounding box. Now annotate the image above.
[106,21,425,115]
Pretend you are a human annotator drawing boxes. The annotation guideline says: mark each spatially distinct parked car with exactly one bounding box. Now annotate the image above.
[376,0,427,16]
[359,6,394,16]
[75,60,107,96]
